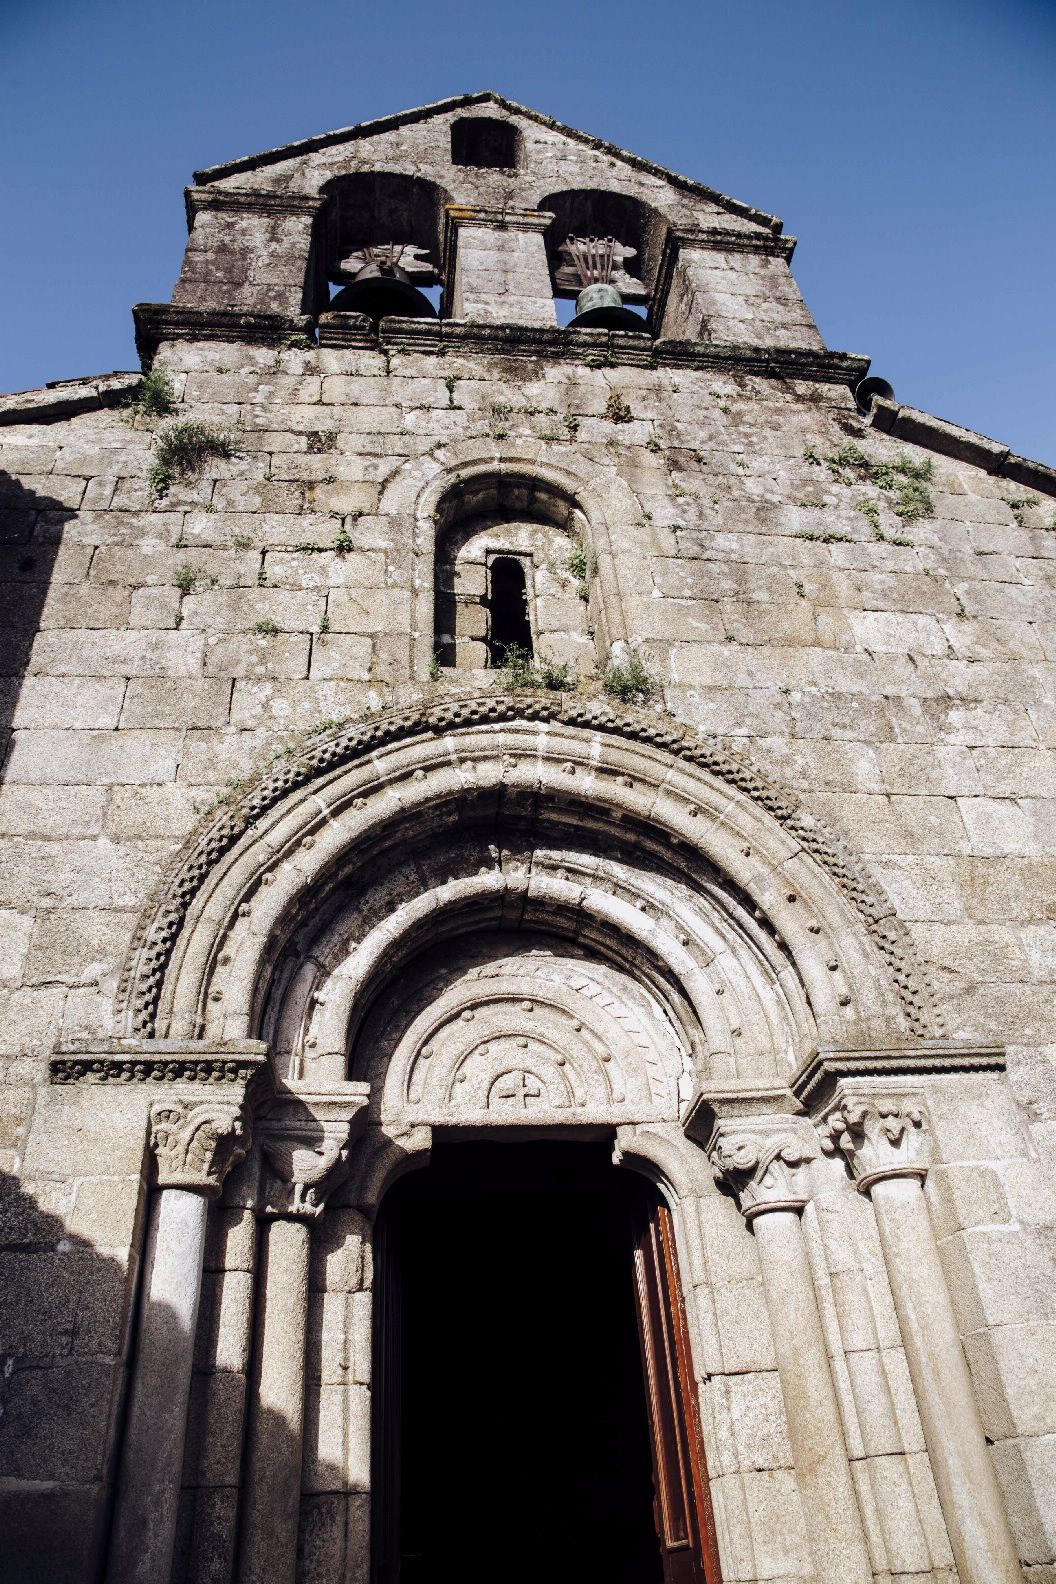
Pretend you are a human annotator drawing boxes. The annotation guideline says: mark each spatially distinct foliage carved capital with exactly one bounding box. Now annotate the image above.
[149,1096,250,1197]
[708,1117,818,1221]
[817,1086,932,1193]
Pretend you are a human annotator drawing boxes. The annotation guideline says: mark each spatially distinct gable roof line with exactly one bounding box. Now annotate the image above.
[191,90,783,234]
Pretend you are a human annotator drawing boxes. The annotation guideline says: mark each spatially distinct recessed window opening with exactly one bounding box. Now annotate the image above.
[451,117,520,169]
[488,554,533,664]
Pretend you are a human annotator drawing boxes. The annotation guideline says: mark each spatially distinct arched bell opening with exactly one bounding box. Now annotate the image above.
[431,470,601,675]
[539,189,667,332]
[370,1137,722,1584]
[314,171,449,321]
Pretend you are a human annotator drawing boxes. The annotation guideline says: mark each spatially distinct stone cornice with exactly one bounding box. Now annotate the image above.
[791,1042,1006,1114]
[132,304,314,361]
[315,310,869,384]
[445,203,554,233]
[870,398,1056,499]
[50,1038,271,1088]
[683,1080,800,1144]
[184,186,325,229]
[0,372,141,428]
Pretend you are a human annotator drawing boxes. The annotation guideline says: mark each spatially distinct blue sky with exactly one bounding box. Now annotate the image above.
[3,0,1054,462]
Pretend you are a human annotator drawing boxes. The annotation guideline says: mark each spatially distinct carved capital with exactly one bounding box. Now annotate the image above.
[150,1096,250,1197]
[818,1087,932,1193]
[708,1117,817,1221]
[258,1087,370,1219]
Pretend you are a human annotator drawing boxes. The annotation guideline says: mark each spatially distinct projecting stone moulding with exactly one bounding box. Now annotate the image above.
[112,694,941,1079]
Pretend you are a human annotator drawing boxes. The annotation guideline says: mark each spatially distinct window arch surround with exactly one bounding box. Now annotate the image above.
[386,445,638,681]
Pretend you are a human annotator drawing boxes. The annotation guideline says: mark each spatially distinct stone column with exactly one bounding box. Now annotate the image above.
[443,205,556,326]
[107,1095,251,1584]
[707,1115,873,1584]
[818,1087,1023,1584]
[238,1091,368,1584]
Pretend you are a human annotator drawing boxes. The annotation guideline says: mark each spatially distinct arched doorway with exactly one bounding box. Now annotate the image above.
[371,1139,721,1584]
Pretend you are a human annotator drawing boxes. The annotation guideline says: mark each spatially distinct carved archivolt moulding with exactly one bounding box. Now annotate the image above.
[149,1095,251,1197]
[115,695,940,1061]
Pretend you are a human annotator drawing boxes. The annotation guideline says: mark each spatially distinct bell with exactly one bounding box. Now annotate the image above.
[567,282,647,332]
[854,376,895,414]
[329,261,438,323]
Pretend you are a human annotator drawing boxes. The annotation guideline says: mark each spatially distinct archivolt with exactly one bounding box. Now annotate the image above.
[379,439,649,675]
[115,694,941,1055]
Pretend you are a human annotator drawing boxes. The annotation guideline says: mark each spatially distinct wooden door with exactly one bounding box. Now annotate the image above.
[632,1200,723,1584]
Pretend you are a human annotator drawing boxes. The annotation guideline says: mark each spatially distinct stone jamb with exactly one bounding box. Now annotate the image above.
[792,1048,1024,1584]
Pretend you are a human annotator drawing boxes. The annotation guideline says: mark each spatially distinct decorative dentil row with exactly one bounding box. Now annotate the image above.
[708,1088,932,1220]
[148,1092,367,1216]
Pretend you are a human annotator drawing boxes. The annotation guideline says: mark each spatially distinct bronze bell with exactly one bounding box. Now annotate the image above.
[567,282,646,332]
[329,261,438,322]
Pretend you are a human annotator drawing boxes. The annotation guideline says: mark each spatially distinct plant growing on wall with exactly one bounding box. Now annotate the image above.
[150,420,233,497]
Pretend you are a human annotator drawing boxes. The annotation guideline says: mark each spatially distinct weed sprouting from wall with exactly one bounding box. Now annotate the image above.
[150,421,233,497]
[126,368,176,418]
[500,645,576,691]
[600,651,659,704]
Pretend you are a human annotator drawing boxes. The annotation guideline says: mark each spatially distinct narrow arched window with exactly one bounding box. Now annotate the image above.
[430,473,600,677]
[488,555,533,664]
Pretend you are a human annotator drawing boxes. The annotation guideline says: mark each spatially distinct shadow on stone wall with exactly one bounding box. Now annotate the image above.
[0,1165,131,1584]
[0,1167,359,1584]
[0,471,74,780]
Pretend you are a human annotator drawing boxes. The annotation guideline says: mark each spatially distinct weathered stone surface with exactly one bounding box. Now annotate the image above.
[1,90,1054,1584]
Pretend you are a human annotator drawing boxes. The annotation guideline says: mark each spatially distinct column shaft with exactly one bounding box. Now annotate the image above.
[870,1176,1022,1584]
[238,1217,312,1584]
[107,1188,209,1584]
[753,1209,873,1584]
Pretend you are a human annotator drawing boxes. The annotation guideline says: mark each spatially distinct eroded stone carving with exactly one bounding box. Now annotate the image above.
[116,696,939,1043]
[708,1118,817,1220]
[149,1096,250,1196]
[374,946,689,1127]
[818,1090,932,1191]
[258,1090,370,1217]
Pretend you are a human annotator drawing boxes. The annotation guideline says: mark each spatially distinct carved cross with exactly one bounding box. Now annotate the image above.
[490,1070,544,1111]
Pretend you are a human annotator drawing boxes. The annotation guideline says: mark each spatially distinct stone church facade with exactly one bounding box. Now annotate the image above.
[1,91,1055,1584]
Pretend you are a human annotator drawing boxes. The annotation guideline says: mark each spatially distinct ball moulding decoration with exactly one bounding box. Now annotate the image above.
[115,692,941,1049]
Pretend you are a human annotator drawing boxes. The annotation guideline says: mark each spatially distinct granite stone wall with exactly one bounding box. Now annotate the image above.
[1,92,1054,1584]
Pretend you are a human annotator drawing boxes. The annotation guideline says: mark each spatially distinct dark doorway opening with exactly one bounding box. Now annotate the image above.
[488,555,533,664]
[372,1140,719,1584]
